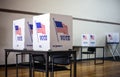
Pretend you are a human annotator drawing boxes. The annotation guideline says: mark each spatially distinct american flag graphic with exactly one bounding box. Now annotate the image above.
[54,20,68,34]
[108,34,112,40]
[90,35,94,40]
[36,22,46,34]
[28,24,33,34]
[28,24,33,42]
[83,35,87,40]
[15,25,21,35]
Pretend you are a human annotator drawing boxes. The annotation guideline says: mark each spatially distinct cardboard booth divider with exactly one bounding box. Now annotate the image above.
[13,18,33,50]
[33,13,72,51]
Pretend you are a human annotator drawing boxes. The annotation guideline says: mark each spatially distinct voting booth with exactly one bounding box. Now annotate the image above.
[13,18,33,50]
[106,33,119,44]
[81,34,96,46]
[106,33,120,60]
[33,13,72,51]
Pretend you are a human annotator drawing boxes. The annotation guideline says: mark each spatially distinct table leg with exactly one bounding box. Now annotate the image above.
[45,54,49,77]
[103,48,104,64]
[5,51,7,77]
[73,52,77,77]
[95,47,104,65]
[94,51,96,64]
[29,54,32,77]
[16,54,18,77]
[81,48,82,61]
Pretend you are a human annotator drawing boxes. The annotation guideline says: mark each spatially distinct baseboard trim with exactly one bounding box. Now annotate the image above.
[76,56,120,62]
[0,64,16,67]
[0,56,120,67]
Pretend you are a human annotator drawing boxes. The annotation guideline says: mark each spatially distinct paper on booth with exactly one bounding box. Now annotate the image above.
[89,34,96,46]
[13,18,33,50]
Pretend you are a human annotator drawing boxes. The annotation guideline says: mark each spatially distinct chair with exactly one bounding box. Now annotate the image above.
[51,54,72,77]
[81,47,96,63]
[32,54,72,77]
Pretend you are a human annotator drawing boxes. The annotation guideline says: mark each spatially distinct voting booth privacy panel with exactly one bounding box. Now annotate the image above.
[106,33,119,44]
[13,13,73,51]
[81,34,96,46]
[13,18,33,50]
[33,13,72,51]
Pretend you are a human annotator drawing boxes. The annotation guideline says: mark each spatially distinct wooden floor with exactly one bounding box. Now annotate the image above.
[0,60,120,77]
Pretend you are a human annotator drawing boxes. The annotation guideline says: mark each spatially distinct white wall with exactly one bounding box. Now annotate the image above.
[0,0,120,22]
[0,0,120,64]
